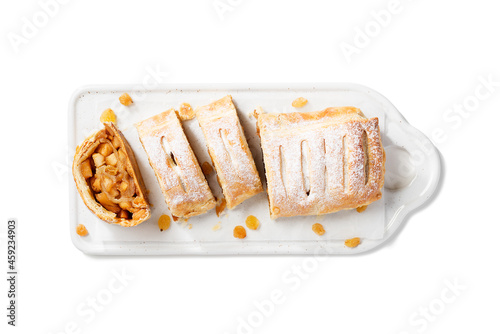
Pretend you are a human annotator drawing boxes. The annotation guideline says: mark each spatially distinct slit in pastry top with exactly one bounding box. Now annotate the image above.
[300,140,311,196]
[195,95,263,209]
[279,145,288,199]
[258,106,385,219]
[161,136,187,193]
[135,109,216,218]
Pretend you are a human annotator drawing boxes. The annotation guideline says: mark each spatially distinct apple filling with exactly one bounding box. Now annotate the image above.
[80,131,148,221]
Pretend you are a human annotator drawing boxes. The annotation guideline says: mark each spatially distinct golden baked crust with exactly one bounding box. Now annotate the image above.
[258,107,385,219]
[195,95,263,209]
[135,109,216,218]
[72,122,151,227]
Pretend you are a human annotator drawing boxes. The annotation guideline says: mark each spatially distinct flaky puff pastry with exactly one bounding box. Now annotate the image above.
[196,95,263,209]
[72,122,151,227]
[135,109,216,218]
[258,107,385,219]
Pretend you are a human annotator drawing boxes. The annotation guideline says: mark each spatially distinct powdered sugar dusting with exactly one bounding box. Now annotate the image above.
[196,95,263,209]
[259,107,384,218]
[135,109,215,217]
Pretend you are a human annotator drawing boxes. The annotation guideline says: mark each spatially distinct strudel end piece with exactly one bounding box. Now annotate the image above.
[135,109,216,218]
[72,122,151,227]
[258,107,385,219]
[195,95,263,209]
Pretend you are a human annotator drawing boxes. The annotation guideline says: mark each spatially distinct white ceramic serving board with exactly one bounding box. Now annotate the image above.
[68,83,441,255]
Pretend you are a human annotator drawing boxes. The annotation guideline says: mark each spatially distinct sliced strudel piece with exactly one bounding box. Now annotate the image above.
[258,107,385,219]
[195,95,263,209]
[72,122,151,227]
[135,109,216,218]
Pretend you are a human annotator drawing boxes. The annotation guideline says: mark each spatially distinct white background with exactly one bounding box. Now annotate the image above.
[1,0,499,333]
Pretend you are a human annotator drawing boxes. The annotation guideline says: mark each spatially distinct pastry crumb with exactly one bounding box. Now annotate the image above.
[158,214,171,232]
[233,225,246,239]
[175,216,189,225]
[345,237,361,248]
[172,215,179,222]
[216,198,226,217]
[292,97,308,108]
[201,162,214,176]
[76,224,88,236]
[356,205,368,213]
[100,108,116,123]
[314,215,325,222]
[312,223,325,236]
[245,215,260,230]
[119,93,133,106]
[212,222,222,231]
[177,102,195,121]
[188,223,193,230]
[253,106,264,118]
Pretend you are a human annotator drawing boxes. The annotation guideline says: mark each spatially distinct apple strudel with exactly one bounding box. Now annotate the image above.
[258,107,385,219]
[72,122,151,227]
[195,95,263,209]
[135,109,216,218]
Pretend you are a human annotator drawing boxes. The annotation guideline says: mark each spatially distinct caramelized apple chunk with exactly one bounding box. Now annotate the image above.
[112,136,121,149]
[118,149,126,162]
[119,181,129,192]
[104,165,118,176]
[92,153,105,168]
[81,159,93,179]
[108,187,120,198]
[96,143,113,157]
[105,153,118,166]
[133,197,146,207]
[118,210,130,219]
[91,177,102,192]
[119,201,132,210]
[102,177,114,193]
[95,193,121,213]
